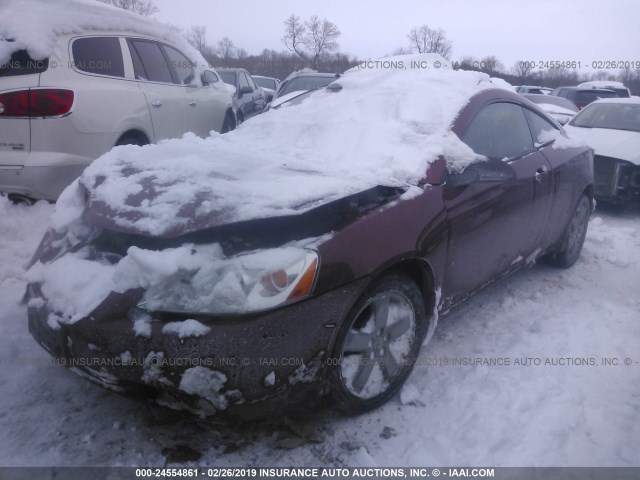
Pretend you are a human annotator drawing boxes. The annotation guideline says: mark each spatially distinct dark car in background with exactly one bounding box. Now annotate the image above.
[26,66,593,420]
[217,68,266,123]
[552,86,619,110]
[275,71,340,100]
[565,98,640,205]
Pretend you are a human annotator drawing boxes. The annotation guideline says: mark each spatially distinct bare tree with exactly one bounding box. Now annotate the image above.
[389,47,412,56]
[217,37,236,60]
[282,14,341,69]
[97,0,159,16]
[511,60,533,83]
[478,55,504,75]
[455,55,479,71]
[187,25,210,58]
[407,25,452,59]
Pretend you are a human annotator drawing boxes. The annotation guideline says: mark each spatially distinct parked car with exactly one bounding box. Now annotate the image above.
[577,81,631,98]
[564,98,640,205]
[26,55,593,419]
[217,68,266,124]
[275,71,340,100]
[0,0,234,204]
[252,75,281,103]
[516,85,553,95]
[552,86,619,110]
[521,93,579,125]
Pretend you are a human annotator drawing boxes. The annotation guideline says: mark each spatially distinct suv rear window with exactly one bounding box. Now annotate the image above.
[0,50,48,77]
[72,37,125,78]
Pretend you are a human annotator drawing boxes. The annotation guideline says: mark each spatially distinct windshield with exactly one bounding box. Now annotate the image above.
[0,49,48,77]
[570,103,640,132]
[254,77,276,90]
[218,71,236,86]
[278,75,336,97]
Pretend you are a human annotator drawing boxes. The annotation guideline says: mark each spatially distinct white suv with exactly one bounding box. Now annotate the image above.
[0,7,234,202]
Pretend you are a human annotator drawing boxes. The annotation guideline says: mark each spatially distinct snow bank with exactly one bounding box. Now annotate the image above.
[0,0,203,66]
[78,55,510,236]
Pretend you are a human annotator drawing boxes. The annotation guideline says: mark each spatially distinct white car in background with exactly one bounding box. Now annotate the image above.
[0,0,234,203]
[521,93,579,125]
[564,97,640,205]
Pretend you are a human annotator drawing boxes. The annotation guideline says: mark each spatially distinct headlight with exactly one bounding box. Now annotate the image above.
[137,247,319,315]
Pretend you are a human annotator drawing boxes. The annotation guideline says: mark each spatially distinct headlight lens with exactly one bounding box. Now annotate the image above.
[138,247,319,315]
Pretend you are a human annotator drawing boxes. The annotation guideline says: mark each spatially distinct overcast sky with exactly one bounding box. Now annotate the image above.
[153,0,639,71]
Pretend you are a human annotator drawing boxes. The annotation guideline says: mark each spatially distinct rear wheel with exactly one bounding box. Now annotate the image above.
[6,193,36,206]
[328,274,429,414]
[545,195,591,268]
[116,134,145,147]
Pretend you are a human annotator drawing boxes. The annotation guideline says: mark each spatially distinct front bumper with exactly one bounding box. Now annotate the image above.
[593,155,640,205]
[26,278,367,419]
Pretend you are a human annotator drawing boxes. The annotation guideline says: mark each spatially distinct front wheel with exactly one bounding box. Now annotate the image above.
[328,274,429,414]
[221,111,236,133]
[545,194,591,268]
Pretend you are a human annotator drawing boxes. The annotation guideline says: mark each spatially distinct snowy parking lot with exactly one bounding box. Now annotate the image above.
[0,196,638,467]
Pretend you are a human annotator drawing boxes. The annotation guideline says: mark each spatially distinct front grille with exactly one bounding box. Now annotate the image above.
[593,155,618,199]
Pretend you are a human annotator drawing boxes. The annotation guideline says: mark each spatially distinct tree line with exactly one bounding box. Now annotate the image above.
[99,0,640,93]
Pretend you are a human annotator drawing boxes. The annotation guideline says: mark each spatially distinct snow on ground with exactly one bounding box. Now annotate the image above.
[0,196,639,467]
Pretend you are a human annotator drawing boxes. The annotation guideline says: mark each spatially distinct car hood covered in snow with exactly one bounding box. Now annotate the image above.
[53,54,512,238]
[564,126,640,165]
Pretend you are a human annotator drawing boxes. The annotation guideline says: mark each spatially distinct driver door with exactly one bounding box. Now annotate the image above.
[442,101,551,307]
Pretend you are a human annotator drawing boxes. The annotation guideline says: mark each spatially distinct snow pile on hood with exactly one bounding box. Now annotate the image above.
[0,0,202,66]
[73,55,511,236]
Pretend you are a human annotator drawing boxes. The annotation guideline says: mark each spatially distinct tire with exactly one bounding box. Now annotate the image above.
[116,135,145,147]
[545,195,591,268]
[328,274,429,414]
[7,193,36,206]
[221,111,236,134]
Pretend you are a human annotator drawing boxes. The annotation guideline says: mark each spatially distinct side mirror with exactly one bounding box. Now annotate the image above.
[446,159,516,188]
[446,166,480,188]
[240,86,254,95]
[201,71,217,86]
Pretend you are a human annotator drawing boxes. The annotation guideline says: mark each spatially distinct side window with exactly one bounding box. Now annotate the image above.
[462,102,534,160]
[72,37,124,78]
[162,45,195,85]
[239,73,250,91]
[128,39,172,83]
[525,108,559,145]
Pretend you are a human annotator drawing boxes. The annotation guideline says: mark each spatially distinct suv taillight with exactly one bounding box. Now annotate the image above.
[0,89,74,117]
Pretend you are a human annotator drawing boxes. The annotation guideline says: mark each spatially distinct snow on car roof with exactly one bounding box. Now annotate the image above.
[0,0,202,65]
[58,54,512,236]
[578,80,627,89]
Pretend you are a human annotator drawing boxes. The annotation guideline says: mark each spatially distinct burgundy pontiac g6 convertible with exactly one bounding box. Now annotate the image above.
[26,56,593,419]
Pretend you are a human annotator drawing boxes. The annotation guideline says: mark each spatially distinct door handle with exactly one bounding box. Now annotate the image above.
[535,165,548,183]
[189,100,197,107]
[151,99,162,108]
